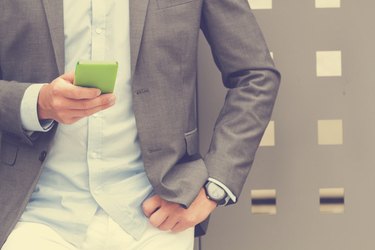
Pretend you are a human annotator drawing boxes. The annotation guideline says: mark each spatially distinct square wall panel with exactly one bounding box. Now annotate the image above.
[316,51,342,77]
[251,189,277,215]
[248,0,272,10]
[320,188,345,214]
[315,0,341,8]
[318,119,343,145]
[260,121,275,147]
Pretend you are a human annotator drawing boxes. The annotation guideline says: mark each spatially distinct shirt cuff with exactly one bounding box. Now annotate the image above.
[21,84,54,132]
[208,177,237,205]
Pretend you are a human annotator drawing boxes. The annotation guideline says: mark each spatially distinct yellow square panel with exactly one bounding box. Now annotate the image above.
[316,51,342,77]
[251,189,277,215]
[318,120,343,145]
[248,0,272,10]
[260,121,275,147]
[320,188,345,214]
[315,0,341,8]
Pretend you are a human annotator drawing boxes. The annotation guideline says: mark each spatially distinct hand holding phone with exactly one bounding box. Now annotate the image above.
[37,72,116,124]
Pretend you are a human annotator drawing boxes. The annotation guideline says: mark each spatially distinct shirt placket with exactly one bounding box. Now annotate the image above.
[88,0,106,190]
[91,0,106,60]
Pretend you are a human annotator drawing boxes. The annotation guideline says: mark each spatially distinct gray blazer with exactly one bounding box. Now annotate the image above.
[0,0,280,245]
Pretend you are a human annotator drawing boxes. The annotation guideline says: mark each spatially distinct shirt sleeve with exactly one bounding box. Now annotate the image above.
[208,177,237,205]
[20,84,55,132]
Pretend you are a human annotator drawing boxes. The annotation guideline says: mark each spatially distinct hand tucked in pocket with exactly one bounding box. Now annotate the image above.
[142,188,217,232]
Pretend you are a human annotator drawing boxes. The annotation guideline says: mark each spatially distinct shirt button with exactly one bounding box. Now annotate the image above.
[96,28,103,34]
[91,152,99,159]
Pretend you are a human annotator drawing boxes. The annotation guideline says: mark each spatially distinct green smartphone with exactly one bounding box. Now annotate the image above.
[74,61,118,94]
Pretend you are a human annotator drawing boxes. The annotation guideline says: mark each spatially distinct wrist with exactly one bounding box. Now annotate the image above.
[21,83,55,132]
[37,84,51,120]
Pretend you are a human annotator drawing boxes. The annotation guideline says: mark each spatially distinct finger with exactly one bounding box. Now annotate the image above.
[61,94,115,110]
[158,216,179,231]
[60,71,75,83]
[53,79,101,100]
[171,221,190,233]
[68,100,115,119]
[149,208,169,228]
[171,210,200,233]
[142,196,162,218]
[65,85,101,100]
[57,99,115,123]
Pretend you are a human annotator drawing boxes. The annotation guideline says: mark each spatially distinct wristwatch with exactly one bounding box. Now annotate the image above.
[204,181,227,206]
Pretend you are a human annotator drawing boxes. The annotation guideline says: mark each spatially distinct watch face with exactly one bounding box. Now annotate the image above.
[206,182,226,201]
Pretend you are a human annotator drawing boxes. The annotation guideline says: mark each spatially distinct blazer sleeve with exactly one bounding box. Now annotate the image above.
[0,77,36,144]
[200,0,281,203]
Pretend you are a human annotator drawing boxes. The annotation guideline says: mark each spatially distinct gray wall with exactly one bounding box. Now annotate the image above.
[196,1,375,249]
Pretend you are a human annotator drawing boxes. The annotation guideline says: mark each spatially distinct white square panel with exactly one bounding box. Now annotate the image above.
[316,51,342,77]
[318,119,343,145]
[315,0,341,8]
[248,0,272,10]
[270,52,274,59]
[260,121,275,147]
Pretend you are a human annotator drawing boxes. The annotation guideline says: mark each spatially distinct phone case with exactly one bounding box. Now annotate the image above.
[74,61,118,94]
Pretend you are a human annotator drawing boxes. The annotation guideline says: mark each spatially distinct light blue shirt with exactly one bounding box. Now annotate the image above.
[20,0,153,247]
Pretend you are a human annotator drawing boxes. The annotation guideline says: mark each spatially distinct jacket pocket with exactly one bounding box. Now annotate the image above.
[156,0,195,9]
[184,128,198,156]
[1,141,19,166]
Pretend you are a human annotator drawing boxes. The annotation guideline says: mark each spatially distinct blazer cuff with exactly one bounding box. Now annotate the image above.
[21,84,54,132]
[208,177,237,205]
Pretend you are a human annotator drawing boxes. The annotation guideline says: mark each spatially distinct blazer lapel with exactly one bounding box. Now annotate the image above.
[42,0,65,75]
[130,0,149,78]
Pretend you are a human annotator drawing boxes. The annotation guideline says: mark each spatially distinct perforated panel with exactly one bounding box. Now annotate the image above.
[196,1,375,249]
